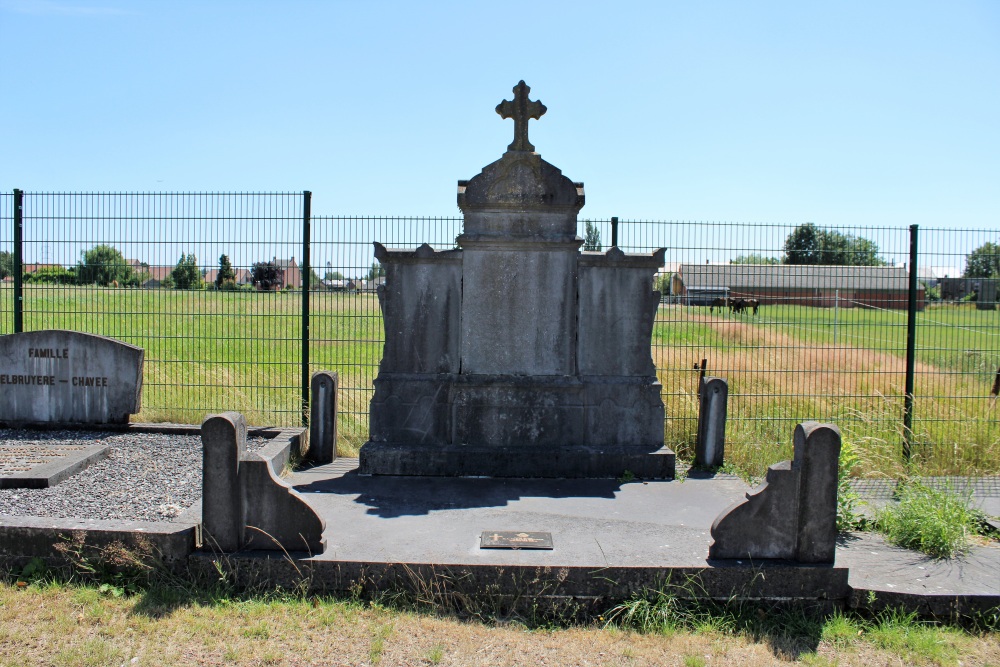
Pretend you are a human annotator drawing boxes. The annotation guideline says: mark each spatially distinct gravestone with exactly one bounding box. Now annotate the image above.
[360,81,673,478]
[0,330,143,425]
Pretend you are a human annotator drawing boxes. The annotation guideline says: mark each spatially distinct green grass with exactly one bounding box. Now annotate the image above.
[875,482,984,558]
[2,286,998,472]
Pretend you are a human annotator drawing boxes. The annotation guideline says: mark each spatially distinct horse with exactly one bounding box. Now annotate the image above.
[709,297,729,314]
[731,298,759,315]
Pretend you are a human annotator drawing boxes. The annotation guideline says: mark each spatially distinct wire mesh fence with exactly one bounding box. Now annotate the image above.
[2,192,997,476]
[4,192,306,425]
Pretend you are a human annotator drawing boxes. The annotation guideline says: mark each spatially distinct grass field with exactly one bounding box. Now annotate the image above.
[1,578,997,667]
[1,285,997,478]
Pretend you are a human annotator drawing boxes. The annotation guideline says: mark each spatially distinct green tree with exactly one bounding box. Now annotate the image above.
[215,255,236,289]
[964,241,1000,278]
[171,254,203,290]
[732,254,780,265]
[77,244,134,286]
[783,223,883,266]
[215,254,237,289]
[24,266,75,284]
[324,270,345,281]
[0,251,12,280]
[364,261,385,282]
[251,261,282,290]
[583,220,602,251]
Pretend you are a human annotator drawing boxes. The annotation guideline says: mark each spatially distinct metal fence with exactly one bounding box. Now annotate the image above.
[2,191,997,476]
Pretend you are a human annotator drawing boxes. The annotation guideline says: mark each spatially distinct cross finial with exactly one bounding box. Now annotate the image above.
[496,80,546,153]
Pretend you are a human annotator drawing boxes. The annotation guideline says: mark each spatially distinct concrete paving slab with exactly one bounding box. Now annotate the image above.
[290,462,750,567]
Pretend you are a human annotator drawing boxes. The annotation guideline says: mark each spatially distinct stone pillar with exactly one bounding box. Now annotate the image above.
[793,422,841,563]
[201,412,247,552]
[695,376,728,468]
[309,371,338,465]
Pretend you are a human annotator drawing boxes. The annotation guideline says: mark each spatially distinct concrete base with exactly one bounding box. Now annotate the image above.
[190,554,849,619]
[358,442,675,479]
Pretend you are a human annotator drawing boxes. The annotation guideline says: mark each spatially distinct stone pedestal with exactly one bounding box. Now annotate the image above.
[360,81,672,478]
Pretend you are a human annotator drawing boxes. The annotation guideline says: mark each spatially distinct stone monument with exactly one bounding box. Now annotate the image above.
[359,81,673,479]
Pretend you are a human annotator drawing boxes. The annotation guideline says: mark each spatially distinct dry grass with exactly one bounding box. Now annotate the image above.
[656,309,1000,478]
[0,582,997,667]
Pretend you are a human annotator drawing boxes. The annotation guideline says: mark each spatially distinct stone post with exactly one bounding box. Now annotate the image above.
[201,412,247,552]
[309,371,338,464]
[793,422,841,563]
[695,376,728,468]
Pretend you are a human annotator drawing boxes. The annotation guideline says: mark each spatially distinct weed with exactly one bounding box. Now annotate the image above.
[424,643,445,664]
[369,623,393,664]
[875,482,982,558]
[837,438,866,532]
[682,655,706,667]
[867,607,964,665]
[820,609,863,648]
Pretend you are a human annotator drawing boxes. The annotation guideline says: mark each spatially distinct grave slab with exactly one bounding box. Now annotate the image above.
[0,443,109,489]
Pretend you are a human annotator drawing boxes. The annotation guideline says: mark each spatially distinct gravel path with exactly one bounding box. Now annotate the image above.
[0,428,264,523]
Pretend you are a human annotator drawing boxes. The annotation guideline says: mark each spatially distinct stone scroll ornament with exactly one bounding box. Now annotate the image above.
[709,422,841,563]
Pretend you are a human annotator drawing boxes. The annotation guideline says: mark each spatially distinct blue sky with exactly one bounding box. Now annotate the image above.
[2,0,998,232]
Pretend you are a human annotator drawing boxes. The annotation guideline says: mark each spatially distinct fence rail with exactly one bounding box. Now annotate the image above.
[2,191,997,476]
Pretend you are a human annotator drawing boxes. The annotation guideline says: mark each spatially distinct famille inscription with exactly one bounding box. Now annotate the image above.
[0,330,143,425]
[0,347,109,387]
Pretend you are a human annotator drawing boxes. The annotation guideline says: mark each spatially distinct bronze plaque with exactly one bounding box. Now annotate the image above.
[480,531,553,550]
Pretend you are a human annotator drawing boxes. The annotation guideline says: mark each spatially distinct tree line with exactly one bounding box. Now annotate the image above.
[0,245,334,291]
[730,223,998,279]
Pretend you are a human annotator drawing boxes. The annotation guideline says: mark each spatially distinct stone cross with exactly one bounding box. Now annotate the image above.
[496,80,547,153]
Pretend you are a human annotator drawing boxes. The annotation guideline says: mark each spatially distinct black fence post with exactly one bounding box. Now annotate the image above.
[903,224,919,462]
[611,216,619,248]
[301,191,312,426]
[13,189,23,333]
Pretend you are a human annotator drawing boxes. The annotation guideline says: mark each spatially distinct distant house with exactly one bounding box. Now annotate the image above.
[204,268,253,287]
[273,257,302,289]
[139,266,174,288]
[939,277,997,309]
[360,276,386,292]
[22,263,63,274]
[675,264,924,310]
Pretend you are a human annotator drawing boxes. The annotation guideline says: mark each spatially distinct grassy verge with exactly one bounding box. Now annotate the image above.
[1,566,997,667]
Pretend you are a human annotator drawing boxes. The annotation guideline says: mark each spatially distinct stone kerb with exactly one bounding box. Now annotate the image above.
[0,329,143,425]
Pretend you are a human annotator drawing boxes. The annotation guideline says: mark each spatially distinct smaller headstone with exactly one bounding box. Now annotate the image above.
[0,330,143,425]
[695,376,728,468]
[308,371,338,464]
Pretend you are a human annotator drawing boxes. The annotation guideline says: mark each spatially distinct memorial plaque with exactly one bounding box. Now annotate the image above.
[480,531,553,550]
[0,330,143,425]
[0,443,110,488]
